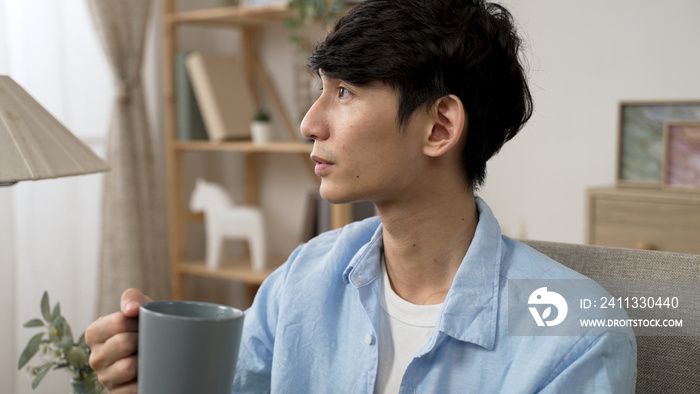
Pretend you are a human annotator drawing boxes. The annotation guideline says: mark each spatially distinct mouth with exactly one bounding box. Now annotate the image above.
[311,154,334,175]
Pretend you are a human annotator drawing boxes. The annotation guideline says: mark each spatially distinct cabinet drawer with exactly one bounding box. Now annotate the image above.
[590,197,700,254]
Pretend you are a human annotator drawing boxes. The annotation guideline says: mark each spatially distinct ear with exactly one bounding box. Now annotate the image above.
[423,94,466,158]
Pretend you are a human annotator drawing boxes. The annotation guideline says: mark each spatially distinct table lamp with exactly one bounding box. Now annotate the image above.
[0,75,109,186]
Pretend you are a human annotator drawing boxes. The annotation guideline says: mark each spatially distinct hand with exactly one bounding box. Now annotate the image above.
[85,289,152,393]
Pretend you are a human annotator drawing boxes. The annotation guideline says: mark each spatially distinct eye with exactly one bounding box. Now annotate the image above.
[338,86,350,98]
[337,85,357,100]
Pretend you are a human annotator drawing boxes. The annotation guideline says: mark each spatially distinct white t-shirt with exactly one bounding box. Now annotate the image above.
[375,258,443,393]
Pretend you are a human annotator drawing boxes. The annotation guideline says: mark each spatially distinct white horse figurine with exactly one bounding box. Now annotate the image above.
[189,178,267,272]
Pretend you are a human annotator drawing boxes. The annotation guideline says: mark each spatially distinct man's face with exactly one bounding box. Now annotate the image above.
[300,74,433,205]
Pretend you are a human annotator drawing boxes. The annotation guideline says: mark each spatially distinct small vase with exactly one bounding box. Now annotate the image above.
[70,378,95,394]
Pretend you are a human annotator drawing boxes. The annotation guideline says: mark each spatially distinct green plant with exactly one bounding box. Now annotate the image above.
[285,0,350,45]
[18,291,104,393]
[253,109,271,122]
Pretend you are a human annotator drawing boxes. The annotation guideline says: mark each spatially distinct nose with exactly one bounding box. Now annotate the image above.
[300,97,328,141]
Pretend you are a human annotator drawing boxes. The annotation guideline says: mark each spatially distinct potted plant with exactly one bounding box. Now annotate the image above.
[18,291,104,394]
[285,0,351,45]
[251,109,273,144]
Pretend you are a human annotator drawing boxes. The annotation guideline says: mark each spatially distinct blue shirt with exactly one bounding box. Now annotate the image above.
[233,198,637,393]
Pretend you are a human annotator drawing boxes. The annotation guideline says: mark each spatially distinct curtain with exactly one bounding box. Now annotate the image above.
[87,0,169,315]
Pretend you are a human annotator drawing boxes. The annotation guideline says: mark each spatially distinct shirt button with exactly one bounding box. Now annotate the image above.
[365,333,373,345]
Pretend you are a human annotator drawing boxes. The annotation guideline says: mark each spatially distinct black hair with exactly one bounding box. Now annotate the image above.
[309,0,533,188]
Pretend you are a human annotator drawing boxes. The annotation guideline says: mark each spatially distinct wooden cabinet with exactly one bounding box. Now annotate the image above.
[587,186,700,254]
[161,2,352,301]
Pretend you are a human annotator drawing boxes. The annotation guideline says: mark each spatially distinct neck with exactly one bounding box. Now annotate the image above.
[376,179,478,305]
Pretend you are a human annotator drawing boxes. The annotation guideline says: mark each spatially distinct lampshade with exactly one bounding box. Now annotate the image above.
[0,75,109,185]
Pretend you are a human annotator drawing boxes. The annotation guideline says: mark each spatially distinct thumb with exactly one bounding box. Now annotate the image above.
[120,288,153,318]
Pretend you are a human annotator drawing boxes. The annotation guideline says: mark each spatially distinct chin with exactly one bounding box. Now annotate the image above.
[318,182,363,205]
[318,190,353,205]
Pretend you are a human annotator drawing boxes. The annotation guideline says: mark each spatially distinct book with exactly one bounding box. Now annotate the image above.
[185,51,255,142]
[175,52,208,141]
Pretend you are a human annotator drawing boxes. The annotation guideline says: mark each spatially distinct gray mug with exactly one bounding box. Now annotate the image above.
[138,300,244,394]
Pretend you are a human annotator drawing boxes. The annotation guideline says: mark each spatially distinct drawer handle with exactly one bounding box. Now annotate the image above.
[635,240,656,250]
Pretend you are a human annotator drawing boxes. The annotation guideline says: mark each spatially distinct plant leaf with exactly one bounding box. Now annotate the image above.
[18,332,44,369]
[31,363,52,389]
[49,316,74,349]
[77,333,91,352]
[52,302,61,322]
[48,332,61,344]
[40,292,51,323]
[62,322,74,349]
[52,316,66,337]
[23,318,44,328]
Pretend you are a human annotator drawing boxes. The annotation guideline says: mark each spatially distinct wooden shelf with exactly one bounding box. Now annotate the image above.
[178,256,287,286]
[166,4,288,26]
[175,140,313,153]
[162,0,352,302]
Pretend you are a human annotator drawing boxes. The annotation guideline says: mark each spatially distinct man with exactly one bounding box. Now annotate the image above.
[86,0,637,392]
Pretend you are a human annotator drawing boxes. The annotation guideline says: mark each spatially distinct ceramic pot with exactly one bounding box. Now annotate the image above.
[251,121,272,144]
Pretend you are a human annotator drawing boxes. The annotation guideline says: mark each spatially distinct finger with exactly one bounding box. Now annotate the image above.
[90,332,138,372]
[85,312,139,347]
[121,288,153,318]
[108,381,138,394]
[96,354,138,391]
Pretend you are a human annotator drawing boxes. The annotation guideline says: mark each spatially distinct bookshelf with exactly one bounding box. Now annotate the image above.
[161,1,352,302]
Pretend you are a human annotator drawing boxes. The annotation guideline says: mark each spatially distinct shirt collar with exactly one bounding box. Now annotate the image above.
[343,220,384,287]
[342,197,503,350]
[439,196,502,350]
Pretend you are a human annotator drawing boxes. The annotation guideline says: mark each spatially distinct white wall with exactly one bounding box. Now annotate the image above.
[480,0,700,243]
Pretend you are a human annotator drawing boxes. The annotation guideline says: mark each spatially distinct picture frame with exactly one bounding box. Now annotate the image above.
[617,101,700,187]
[661,120,700,190]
